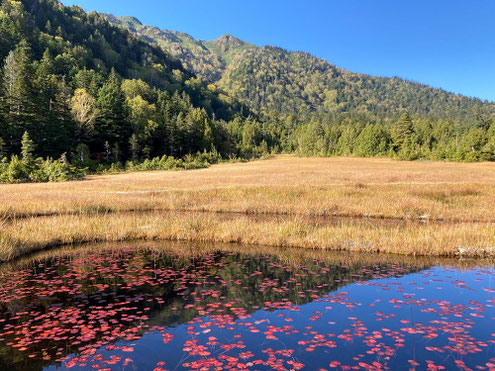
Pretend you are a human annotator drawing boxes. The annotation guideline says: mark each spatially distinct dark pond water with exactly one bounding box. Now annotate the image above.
[0,243,494,371]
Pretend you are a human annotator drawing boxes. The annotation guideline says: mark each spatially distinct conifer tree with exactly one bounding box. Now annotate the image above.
[391,113,415,152]
[0,0,26,61]
[355,124,390,157]
[20,131,35,165]
[34,50,73,157]
[2,41,36,151]
[49,78,74,156]
[95,69,130,151]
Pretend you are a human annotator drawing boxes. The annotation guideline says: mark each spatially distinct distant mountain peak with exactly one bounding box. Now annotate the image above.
[121,16,142,25]
[102,14,142,27]
[102,13,493,122]
[211,34,246,52]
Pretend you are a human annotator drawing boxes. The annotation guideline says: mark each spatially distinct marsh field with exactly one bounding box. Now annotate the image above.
[2,156,495,370]
[1,155,495,260]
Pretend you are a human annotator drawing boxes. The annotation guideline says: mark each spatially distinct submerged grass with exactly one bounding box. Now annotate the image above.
[1,155,495,261]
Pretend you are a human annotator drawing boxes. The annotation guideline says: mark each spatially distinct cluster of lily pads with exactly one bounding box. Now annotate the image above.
[0,246,493,370]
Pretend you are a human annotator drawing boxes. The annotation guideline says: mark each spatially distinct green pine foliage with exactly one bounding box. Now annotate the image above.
[0,0,252,183]
[0,132,85,182]
[1,1,495,185]
[285,113,495,162]
[103,14,495,165]
[106,15,495,125]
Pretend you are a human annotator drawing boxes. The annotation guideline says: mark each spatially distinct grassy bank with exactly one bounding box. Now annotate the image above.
[1,212,495,261]
[1,156,495,261]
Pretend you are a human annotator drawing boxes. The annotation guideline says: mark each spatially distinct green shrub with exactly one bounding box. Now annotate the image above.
[0,156,30,183]
[0,155,85,184]
[0,150,223,184]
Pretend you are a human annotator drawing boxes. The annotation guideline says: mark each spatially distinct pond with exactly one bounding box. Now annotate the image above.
[0,242,494,370]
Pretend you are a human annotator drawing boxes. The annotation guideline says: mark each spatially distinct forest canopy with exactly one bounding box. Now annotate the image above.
[106,15,495,125]
[1,0,495,183]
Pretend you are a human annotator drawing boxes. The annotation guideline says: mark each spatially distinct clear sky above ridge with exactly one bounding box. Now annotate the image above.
[61,0,495,101]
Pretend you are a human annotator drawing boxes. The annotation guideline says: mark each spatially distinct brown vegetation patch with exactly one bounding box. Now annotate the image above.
[1,156,495,260]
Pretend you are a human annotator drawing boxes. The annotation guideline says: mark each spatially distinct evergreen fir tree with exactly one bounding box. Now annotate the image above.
[95,69,130,151]
[2,40,36,151]
[20,131,35,165]
[391,113,415,152]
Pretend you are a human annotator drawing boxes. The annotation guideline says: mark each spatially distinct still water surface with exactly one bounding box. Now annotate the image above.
[0,243,494,370]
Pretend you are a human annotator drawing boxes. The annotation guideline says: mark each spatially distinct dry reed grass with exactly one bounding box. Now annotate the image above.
[1,155,495,261]
[1,212,495,261]
[1,156,495,222]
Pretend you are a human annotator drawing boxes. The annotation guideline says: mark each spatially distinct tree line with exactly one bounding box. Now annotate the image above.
[0,0,252,182]
[1,0,495,184]
[105,15,495,126]
[223,111,495,162]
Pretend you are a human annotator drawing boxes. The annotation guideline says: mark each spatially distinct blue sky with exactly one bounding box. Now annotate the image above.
[61,0,495,101]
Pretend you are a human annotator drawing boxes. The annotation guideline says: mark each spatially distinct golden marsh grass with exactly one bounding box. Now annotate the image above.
[2,156,495,221]
[1,155,495,260]
[1,211,495,261]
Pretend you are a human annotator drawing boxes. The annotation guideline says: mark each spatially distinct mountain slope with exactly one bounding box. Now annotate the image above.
[103,13,256,83]
[0,0,247,160]
[105,15,494,124]
[10,1,186,90]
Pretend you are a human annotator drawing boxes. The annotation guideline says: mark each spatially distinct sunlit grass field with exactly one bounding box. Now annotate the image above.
[1,155,495,261]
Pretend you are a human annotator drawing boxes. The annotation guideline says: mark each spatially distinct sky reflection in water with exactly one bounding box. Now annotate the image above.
[0,244,493,370]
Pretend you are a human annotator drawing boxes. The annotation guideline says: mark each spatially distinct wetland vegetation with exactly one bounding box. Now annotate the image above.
[1,156,495,261]
[1,0,495,369]
[0,242,494,370]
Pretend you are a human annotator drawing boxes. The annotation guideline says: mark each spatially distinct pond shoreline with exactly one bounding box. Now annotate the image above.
[0,240,494,370]
[1,210,495,262]
[4,240,493,272]
[2,156,495,262]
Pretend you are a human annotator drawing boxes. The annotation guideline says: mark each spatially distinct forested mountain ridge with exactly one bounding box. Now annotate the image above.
[0,0,249,165]
[1,0,495,185]
[105,15,495,124]
[103,13,256,83]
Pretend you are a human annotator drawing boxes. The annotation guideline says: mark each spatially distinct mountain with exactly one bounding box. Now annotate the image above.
[3,2,187,91]
[0,0,248,161]
[104,15,495,124]
[1,0,494,182]
[102,14,256,83]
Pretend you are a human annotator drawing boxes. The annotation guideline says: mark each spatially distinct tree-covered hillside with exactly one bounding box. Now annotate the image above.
[0,0,248,168]
[106,15,495,124]
[1,1,495,184]
[103,14,229,83]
